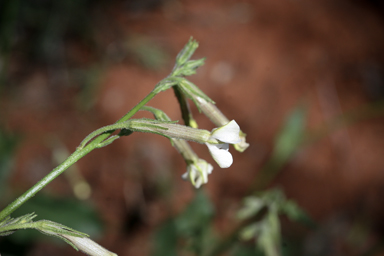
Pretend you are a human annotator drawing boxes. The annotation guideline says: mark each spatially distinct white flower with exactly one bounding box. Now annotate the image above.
[182,159,213,188]
[195,96,249,153]
[233,131,250,152]
[61,235,117,256]
[206,120,240,168]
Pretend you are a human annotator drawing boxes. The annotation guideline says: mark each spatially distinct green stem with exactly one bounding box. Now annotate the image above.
[172,86,192,126]
[79,123,131,149]
[0,147,90,221]
[117,91,156,122]
[0,91,157,221]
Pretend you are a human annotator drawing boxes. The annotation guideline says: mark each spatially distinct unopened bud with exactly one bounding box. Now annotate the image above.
[175,37,199,66]
[61,235,117,256]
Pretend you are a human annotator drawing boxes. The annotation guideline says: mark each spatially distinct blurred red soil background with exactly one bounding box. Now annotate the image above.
[1,0,384,255]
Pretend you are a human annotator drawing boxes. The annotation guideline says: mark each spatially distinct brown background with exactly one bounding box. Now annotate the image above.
[1,0,384,255]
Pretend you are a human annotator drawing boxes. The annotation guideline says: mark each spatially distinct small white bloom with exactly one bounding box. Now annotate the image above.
[234,131,250,152]
[210,120,241,144]
[196,97,250,153]
[205,143,233,168]
[182,159,213,188]
[61,235,117,256]
[206,120,240,168]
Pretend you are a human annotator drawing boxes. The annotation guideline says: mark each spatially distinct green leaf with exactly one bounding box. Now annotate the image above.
[230,243,264,256]
[175,190,215,255]
[175,190,214,235]
[237,197,265,220]
[280,200,315,228]
[237,189,313,256]
[273,105,307,163]
[253,105,307,189]
[151,220,178,256]
[151,191,216,256]
[257,212,281,256]
[239,223,259,241]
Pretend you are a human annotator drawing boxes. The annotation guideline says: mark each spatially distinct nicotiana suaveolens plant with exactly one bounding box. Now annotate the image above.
[0,37,249,256]
[237,189,310,256]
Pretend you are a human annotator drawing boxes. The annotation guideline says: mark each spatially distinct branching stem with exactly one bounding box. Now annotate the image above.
[0,91,157,221]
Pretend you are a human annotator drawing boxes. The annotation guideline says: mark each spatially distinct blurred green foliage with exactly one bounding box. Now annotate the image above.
[238,189,313,256]
[0,127,19,196]
[149,105,312,256]
[253,105,307,190]
[0,194,103,255]
[0,127,102,255]
[10,194,103,243]
[125,36,170,71]
[0,0,95,62]
[0,0,100,101]
[152,190,216,256]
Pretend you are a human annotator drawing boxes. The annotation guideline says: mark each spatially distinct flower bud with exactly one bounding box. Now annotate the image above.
[61,235,117,256]
[175,37,199,66]
[182,159,213,188]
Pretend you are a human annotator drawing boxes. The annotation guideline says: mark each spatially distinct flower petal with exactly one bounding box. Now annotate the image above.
[210,120,241,144]
[182,159,214,188]
[194,177,203,188]
[205,162,213,174]
[196,159,213,178]
[181,171,189,180]
[206,143,233,168]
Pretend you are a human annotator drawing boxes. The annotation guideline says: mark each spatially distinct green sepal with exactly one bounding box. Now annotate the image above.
[140,107,184,148]
[33,220,89,251]
[0,213,37,227]
[0,213,37,236]
[140,106,172,122]
[129,117,178,126]
[0,230,15,236]
[127,118,182,140]
[172,58,206,77]
[171,77,215,112]
[175,37,199,67]
[35,220,88,238]
[130,122,168,131]
[0,213,89,251]
[182,58,206,73]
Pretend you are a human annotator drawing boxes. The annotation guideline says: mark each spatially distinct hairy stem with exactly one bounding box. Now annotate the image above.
[0,91,157,221]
